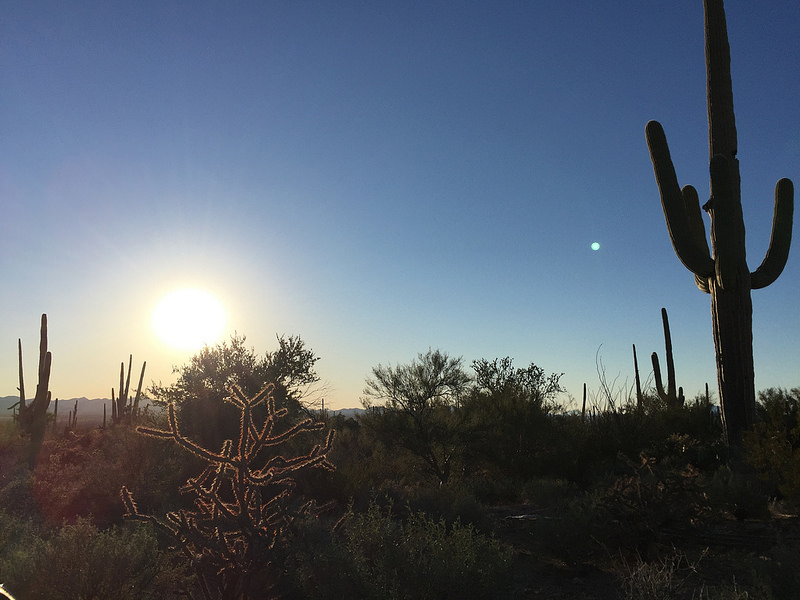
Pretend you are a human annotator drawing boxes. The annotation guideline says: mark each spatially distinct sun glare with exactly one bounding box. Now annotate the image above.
[152,288,227,351]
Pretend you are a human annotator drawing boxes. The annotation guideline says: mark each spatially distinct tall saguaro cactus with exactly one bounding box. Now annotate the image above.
[646,0,794,448]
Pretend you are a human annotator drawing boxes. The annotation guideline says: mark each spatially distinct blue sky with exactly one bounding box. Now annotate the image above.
[2,1,799,409]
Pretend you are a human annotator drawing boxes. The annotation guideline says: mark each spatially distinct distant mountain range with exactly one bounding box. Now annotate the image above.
[1,396,364,423]
[325,407,364,419]
[1,395,114,424]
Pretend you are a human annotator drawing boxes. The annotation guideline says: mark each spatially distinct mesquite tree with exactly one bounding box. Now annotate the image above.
[646,0,793,448]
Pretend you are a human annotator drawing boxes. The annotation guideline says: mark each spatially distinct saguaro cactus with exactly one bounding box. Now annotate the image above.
[651,308,685,408]
[632,344,643,409]
[17,314,53,468]
[111,355,146,425]
[646,0,794,448]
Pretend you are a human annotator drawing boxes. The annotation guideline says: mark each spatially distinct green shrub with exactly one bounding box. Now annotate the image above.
[744,387,800,507]
[0,509,45,594]
[704,466,770,520]
[0,514,184,600]
[292,500,512,600]
[31,427,195,527]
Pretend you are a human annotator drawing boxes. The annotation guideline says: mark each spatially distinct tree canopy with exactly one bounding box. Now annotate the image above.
[149,333,320,449]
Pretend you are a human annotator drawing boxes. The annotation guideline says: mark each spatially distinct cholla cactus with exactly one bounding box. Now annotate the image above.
[121,383,334,600]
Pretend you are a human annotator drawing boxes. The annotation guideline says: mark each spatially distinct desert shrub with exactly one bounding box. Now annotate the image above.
[31,426,196,527]
[744,387,800,506]
[620,549,706,600]
[703,466,770,520]
[0,420,19,450]
[467,471,523,505]
[32,429,125,525]
[0,436,35,519]
[559,394,725,488]
[0,514,183,600]
[520,477,576,507]
[390,483,487,530]
[149,333,320,451]
[295,500,512,600]
[318,414,409,503]
[521,487,609,564]
[0,509,45,594]
[535,453,715,565]
[461,358,564,482]
[362,350,472,486]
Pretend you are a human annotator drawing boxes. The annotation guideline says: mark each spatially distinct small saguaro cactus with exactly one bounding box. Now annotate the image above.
[646,0,793,448]
[111,355,146,425]
[651,308,685,408]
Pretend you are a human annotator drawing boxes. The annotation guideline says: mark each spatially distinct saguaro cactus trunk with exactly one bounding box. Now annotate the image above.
[646,0,793,449]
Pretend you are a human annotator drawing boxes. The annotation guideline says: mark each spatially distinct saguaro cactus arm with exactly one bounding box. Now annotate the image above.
[684,185,713,293]
[751,178,794,289]
[646,120,716,280]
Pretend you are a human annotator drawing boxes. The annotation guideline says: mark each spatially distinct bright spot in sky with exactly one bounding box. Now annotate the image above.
[591,242,600,251]
[151,288,227,351]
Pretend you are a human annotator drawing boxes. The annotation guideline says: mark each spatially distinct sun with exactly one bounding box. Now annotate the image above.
[152,288,227,351]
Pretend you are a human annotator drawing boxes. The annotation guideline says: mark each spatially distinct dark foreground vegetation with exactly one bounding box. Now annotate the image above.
[1,337,800,599]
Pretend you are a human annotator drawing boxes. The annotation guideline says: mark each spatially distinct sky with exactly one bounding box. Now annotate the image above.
[2,1,799,410]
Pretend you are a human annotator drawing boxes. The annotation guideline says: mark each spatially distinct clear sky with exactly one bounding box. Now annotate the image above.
[2,1,799,410]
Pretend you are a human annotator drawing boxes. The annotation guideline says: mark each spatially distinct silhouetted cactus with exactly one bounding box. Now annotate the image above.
[111,355,146,425]
[121,383,335,600]
[646,0,793,447]
[632,344,643,409]
[65,400,78,434]
[16,314,53,468]
[651,308,685,408]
